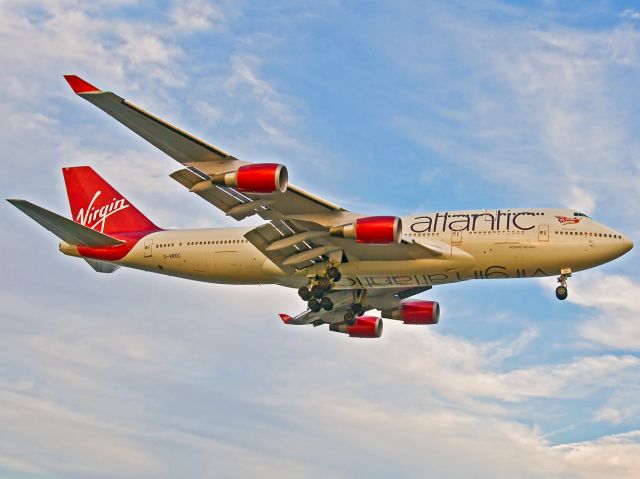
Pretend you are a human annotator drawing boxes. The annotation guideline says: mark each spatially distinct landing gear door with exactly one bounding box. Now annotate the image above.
[144,239,153,257]
[538,224,549,242]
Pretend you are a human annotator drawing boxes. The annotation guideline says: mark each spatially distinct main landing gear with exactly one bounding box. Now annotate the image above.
[298,265,342,312]
[556,268,571,301]
[344,291,366,326]
[343,304,364,326]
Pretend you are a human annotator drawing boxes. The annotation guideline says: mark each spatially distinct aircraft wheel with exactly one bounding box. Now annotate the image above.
[311,285,325,299]
[327,266,341,281]
[318,277,332,291]
[555,285,568,301]
[320,297,334,311]
[298,286,311,301]
[308,299,321,312]
[344,311,356,325]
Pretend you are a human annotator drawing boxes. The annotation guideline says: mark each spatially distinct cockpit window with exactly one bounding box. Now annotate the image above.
[574,212,589,218]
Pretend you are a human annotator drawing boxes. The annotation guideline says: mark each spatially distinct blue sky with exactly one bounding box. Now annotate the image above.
[1,1,640,477]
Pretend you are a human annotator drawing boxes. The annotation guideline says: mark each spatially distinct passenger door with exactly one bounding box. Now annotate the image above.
[144,239,153,257]
[538,224,549,242]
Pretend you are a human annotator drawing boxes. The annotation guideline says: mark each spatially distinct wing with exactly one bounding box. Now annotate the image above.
[63,75,344,222]
[64,75,471,269]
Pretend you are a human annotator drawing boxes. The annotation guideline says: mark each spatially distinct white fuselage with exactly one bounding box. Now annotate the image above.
[61,208,633,290]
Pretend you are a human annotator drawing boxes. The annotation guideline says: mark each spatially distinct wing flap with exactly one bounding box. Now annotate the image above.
[169,167,250,217]
[7,199,124,247]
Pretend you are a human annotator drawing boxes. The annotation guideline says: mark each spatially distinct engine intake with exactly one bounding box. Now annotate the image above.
[330,316,383,338]
[382,300,440,325]
[329,216,402,244]
[211,163,288,194]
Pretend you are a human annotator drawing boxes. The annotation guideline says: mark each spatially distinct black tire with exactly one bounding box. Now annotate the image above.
[320,297,334,311]
[318,277,332,291]
[298,286,311,301]
[310,284,324,299]
[351,303,364,315]
[327,266,340,280]
[308,298,321,312]
[555,285,568,301]
[344,311,356,325]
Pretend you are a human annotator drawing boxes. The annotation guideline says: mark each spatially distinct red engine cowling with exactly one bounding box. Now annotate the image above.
[211,163,288,193]
[382,300,440,325]
[330,316,383,338]
[329,216,402,244]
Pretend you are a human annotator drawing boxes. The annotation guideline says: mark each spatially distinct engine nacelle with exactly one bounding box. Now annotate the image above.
[211,163,288,194]
[382,300,440,325]
[329,216,402,244]
[330,316,383,338]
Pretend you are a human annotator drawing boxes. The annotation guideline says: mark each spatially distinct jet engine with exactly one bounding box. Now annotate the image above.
[211,163,288,194]
[330,316,383,338]
[382,300,440,325]
[329,216,402,244]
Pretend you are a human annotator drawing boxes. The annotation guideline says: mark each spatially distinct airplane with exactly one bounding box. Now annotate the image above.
[7,75,634,338]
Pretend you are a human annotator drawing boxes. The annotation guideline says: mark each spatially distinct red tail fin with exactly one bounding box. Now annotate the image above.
[62,166,159,234]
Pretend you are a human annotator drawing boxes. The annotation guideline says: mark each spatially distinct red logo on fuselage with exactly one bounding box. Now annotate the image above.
[75,190,130,232]
[555,215,581,225]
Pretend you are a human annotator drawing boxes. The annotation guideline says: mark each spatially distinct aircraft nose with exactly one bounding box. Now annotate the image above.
[621,235,634,254]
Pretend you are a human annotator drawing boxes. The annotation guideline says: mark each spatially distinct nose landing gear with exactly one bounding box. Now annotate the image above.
[556,268,571,300]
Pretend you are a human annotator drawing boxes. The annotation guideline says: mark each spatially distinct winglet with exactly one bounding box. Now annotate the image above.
[63,75,101,94]
[279,314,293,324]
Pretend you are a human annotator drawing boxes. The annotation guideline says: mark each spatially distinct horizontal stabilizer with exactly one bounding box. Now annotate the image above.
[7,199,124,247]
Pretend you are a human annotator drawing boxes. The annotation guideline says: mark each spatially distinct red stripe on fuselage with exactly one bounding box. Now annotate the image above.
[76,230,157,261]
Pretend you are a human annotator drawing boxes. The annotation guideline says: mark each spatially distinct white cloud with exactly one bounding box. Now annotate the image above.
[553,430,640,479]
[621,9,640,21]
[566,272,640,351]
[171,0,225,31]
[390,9,640,222]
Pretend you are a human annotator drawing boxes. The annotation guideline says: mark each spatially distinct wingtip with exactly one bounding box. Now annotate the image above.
[63,75,100,94]
[279,313,293,324]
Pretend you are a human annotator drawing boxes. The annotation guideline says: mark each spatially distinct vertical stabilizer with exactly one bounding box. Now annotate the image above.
[62,166,159,234]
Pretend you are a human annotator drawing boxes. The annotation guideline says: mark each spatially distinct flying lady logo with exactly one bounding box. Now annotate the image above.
[555,215,581,225]
[75,190,130,232]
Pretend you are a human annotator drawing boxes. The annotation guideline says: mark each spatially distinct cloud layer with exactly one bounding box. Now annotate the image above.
[1,1,639,478]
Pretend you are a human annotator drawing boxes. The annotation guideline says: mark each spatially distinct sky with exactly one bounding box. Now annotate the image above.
[1,0,640,477]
